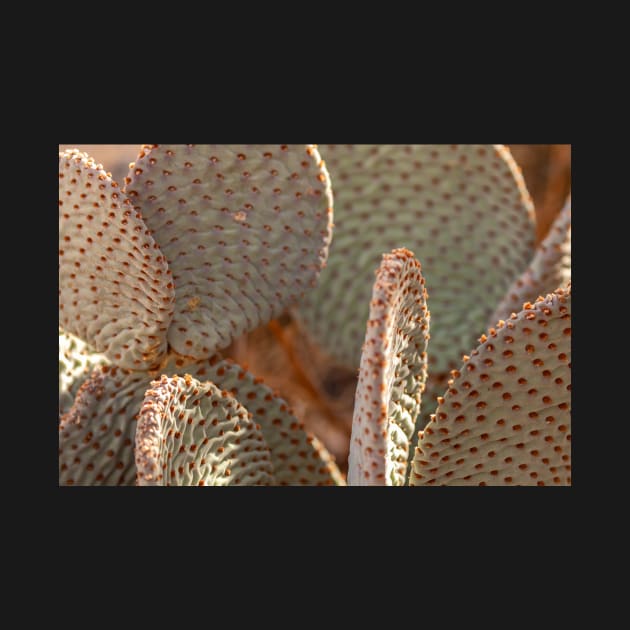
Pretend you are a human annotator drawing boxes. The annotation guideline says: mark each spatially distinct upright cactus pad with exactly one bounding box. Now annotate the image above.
[348,249,430,486]
[59,328,109,416]
[409,285,571,486]
[136,374,274,486]
[124,145,333,359]
[59,150,175,370]
[59,354,210,486]
[296,145,536,379]
[490,196,571,325]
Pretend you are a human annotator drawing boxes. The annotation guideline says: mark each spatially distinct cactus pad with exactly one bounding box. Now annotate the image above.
[143,353,344,485]
[296,144,536,378]
[136,374,274,486]
[59,365,155,485]
[59,149,175,369]
[202,358,344,485]
[348,249,430,485]
[124,144,333,359]
[409,285,571,486]
[490,196,571,324]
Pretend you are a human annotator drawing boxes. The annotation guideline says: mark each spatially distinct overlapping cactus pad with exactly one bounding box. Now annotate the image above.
[490,196,571,324]
[348,249,430,485]
[124,145,333,359]
[136,375,275,486]
[59,144,571,487]
[296,145,536,378]
[59,366,154,486]
[59,150,175,370]
[58,349,343,485]
[409,285,571,486]
[202,358,344,485]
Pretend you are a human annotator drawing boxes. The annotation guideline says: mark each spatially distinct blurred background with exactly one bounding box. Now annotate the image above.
[59,144,571,474]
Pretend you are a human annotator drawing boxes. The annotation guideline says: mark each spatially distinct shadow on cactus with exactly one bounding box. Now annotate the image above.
[59,144,571,486]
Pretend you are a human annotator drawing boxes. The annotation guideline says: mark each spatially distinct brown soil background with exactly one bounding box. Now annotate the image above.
[59,144,571,476]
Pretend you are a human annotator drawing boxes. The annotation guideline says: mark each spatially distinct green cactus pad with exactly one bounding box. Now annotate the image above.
[142,352,343,485]
[59,328,109,416]
[348,249,430,485]
[295,145,535,378]
[136,374,274,486]
[59,365,155,485]
[409,284,571,486]
[202,358,344,485]
[123,145,333,359]
[58,352,220,486]
[59,149,175,370]
[489,196,571,325]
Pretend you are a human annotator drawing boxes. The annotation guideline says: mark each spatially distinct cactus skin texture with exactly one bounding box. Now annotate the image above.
[60,145,332,370]
[59,144,341,486]
[409,284,571,486]
[124,144,333,360]
[59,150,175,370]
[59,144,570,487]
[59,328,109,417]
[59,352,343,486]
[489,196,571,326]
[136,375,275,486]
[296,144,536,381]
[203,358,344,485]
[59,365,153,485]
[348,249,430,486]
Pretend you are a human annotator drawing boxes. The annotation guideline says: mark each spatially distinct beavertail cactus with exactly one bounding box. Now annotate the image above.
[136,375,275,486]
[59,365,154,485]
[59,144,342,486]
[135,370,344,486]
[296,144,536,381]
[124,144,333,359]
[59,348,344,486]
[59,150,174,369]
[60,144,571,486]
[348,248,430,485]
[60,145,332,368]
[201,358,343,485]
[409,284,571,486]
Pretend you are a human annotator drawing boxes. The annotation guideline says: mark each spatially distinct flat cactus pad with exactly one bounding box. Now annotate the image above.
[409,285,571,486]
[59,149,174,370]
[296,144,536,379]
[124,144,333,359]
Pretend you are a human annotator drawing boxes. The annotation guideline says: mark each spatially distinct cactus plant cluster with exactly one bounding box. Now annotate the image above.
[59,144,571,486]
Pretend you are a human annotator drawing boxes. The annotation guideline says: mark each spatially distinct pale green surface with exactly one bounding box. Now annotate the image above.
[297,144,536,378]
[410,286,571,486]
[136,375,274,486]
[59,149,174,370]
[125,144,333,359]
